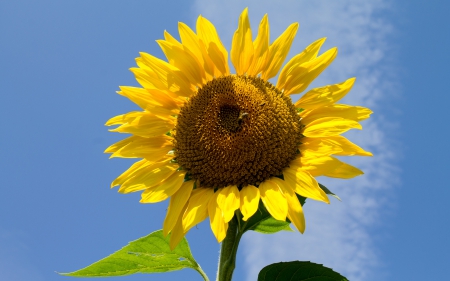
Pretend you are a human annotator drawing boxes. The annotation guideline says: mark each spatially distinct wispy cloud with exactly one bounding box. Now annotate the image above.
[192,1,399,280]
[0,229,44,281]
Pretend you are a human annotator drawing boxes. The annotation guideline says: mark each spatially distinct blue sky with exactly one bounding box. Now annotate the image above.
[1,1,449,280]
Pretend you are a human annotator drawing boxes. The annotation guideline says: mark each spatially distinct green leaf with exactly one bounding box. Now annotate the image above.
[59,230,207,279]
[319,183,341,201]
[258,261,348,281]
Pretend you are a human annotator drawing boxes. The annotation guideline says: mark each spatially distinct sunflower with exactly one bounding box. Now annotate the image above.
[105,8,372,249]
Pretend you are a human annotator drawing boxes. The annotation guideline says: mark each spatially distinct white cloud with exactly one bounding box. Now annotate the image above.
[192,1,399,280]
[0,229,44,281]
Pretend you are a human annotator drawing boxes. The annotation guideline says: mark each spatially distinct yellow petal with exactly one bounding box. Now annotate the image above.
[130,65,161,91]
[295,77,356,110]
[140,171,186,203]
[111,159,149,188]
[303,117,362,138]
[107,110,175,125]
[182,188,214,232]
[231,8,254,75]
[178,22,215,80]
[145,104,180,119]
[240,185,260,221]
[106,135,173,159]
[113,145,170,160]
[105,111,142,126]
[109,112,175,138]
[324,158,364,179]
[283,167,329,203]
[216,185,240,223]
[272,177,305,233]
[301,104,372,124]
[282,47,338,95]
[157,40,205,87]
[117,86,181,113]
[292,156,339,176]
[261,23,299,81]
[259,178,288,221]
[130,58,195,98]
[277,38,326,90]
[164,30,182,47]
[325,136,373,156]
[169,214,187,250]
[118,160,177,193]
[197,39,217,80]
[178,22,203,62]
[138,52,193,97]
[208,191,229,242]
[104,136,134,154]
[298,156,363,179]
[122,72,185,105]
[163,180,194,236]
[117,87,163,111]
[196,15,230,75]
[299,137,343,158]
[247,14,269,76]
[132,58,192,99]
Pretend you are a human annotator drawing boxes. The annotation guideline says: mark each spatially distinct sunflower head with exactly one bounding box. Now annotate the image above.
[106,8,372,249]
[174,75,302,188]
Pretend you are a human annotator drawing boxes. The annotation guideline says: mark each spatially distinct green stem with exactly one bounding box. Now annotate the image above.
[216,213,244,281]
[194,263,210,281]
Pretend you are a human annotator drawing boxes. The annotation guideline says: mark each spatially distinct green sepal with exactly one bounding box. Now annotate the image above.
[241,201,292,234]
[258,261,348,281]
[296,193,307,206]
[251,217,293,234]
[59,230,206,279]
[319,183,341,201]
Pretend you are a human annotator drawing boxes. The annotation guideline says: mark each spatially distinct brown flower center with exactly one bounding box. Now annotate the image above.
[174,75,301,188]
